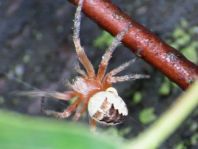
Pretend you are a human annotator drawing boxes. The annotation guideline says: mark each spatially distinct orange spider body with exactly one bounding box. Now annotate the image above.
[72,77,111,98]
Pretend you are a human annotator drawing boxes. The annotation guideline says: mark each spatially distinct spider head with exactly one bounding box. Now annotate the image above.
[88,87,128,125]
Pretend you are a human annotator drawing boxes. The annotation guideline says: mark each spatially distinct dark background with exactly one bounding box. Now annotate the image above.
[0,0,197,148]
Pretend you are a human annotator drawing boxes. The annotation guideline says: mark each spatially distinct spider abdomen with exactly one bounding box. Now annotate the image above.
[88,87,128,125]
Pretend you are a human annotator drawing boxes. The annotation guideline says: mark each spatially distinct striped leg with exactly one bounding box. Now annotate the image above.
[97,24,132,81]
[73,0,95,78]
[45,98,81,118]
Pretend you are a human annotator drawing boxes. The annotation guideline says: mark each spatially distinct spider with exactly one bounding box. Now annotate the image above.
[19,0,149,129]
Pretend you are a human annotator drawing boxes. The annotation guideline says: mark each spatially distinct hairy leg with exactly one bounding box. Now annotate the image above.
[73,0,95,78]
[16,90,75,101]
[73,98,89,121]
[74,62,87,77]
[97,24,132,81]
[107,74,150,83]
[89,118,97,132]
[45,98,82,118]
[106,58,136,77]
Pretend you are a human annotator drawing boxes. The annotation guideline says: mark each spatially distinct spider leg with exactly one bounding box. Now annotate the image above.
[96,24,132,81]
[73,0,95,78]
[74,62,86,77]
[46,98,82,118]
[107,74,150,83]
[89,118,97,132]
[73,98,89,121]
[41,97,47,113]
[106,58,136,77]
[16,90,75,101]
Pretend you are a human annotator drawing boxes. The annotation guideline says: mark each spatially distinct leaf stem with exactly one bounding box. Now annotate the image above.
[125,81,198,149]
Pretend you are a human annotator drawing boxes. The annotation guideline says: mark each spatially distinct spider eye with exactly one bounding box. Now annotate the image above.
[88,89,128,125]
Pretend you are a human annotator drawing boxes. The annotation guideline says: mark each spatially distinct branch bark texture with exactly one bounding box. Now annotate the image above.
[69,0,198,90]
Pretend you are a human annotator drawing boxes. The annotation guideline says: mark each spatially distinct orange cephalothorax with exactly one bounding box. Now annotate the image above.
[71,77,103,98]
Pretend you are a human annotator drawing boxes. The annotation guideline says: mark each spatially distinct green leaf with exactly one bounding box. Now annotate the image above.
[174,142,187,149]
[139,108,157,124]
[181,41,198,63]
[93,31,114,48]
[0,110,122,149]
[174,35,191,46]
[191,133,198,145]
[126,81,198,149]
[132,92,142,104]
[180,19,188,28]
[173,28,186,38]
[159,78,171,95]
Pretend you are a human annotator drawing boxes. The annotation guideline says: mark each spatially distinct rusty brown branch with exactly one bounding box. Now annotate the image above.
[69,0,198,90]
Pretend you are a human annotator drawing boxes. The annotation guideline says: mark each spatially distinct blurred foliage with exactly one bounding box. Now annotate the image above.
[131,91,143,104]
[168,19,198,64]
[139,107,157,124]
[191,133,198,146]
[158,77,177,96]
[174,142,187,149]
[127,81,198,149]
[0,110,121,149]
[159,19,198,96]
[159,77,171,96]
[0,96,5,105]
[93,31,114,48]
[1,0,198,148]
[1,81,198,149]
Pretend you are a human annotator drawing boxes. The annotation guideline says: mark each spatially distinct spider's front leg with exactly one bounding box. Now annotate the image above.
[107,74,150,84]
[96,24,132,81]
[73,0,95,78]
[17,90,75,101]
[103,60,149,84]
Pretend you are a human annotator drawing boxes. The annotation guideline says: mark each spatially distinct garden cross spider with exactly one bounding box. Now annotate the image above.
[19,0,149,128]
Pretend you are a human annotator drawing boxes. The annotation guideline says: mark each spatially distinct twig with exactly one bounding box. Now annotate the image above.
[68,0,198,89]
